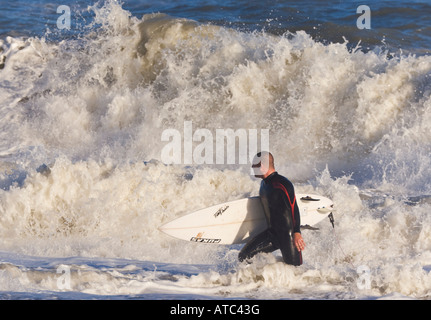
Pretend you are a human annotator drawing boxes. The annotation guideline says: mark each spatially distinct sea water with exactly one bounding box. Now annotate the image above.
[1,0,431,300]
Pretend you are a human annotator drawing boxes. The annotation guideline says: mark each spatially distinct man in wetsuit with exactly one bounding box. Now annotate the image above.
[238,151,305,266]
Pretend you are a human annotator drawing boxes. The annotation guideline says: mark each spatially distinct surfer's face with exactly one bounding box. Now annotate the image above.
[252,160,270,178]
[252,162,263,178]
[251,152,273,178]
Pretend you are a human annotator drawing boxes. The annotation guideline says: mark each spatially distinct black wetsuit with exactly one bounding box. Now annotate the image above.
[239,172,302,266]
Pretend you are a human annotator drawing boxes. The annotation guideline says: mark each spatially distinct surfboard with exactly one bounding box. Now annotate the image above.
[159,194,334,245]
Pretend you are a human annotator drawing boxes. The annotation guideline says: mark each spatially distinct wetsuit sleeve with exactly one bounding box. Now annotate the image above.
[283,183,301,234]
[272,179,301,234]
[292,198,301,234]
[284,181,300,234]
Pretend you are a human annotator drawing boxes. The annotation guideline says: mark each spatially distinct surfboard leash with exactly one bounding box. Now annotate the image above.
[328,213,357,270]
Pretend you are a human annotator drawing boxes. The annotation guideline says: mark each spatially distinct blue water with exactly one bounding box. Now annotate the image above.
[1,0,431,300]
[1,0,431,51]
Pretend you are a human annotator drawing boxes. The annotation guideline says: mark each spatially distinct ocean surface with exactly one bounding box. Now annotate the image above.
[1,0,431,300]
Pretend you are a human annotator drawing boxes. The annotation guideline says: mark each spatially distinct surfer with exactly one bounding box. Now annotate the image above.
[238,151,305,266]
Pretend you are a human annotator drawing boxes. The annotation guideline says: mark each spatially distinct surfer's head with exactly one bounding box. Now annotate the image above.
[252,151,274,179]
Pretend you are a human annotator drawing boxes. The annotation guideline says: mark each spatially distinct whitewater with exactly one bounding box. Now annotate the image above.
[1,1,431,300]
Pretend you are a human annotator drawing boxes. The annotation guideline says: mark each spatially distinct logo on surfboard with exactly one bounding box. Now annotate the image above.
[191,233,221,243]
[214,205,229,218]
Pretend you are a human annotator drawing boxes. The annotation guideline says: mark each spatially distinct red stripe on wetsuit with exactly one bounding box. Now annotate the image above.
[272,181,297,227]
[272,181,303,264]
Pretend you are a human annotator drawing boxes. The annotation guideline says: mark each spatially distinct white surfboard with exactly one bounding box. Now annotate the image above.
[159,194,334,244]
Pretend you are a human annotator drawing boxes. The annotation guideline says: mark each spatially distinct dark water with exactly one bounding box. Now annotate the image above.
[1,0,431,300]
[1,0,431,52]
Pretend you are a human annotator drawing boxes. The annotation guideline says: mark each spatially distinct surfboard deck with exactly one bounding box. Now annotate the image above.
[159,194,334,244]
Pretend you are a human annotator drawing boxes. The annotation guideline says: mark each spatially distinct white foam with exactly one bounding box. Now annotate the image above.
[1,0,431,299]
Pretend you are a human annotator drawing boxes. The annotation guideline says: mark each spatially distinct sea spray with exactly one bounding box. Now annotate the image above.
[1,0,431,299]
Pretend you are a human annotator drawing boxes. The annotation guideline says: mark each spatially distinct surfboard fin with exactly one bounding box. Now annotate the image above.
[301,225,320,231]
[328,212,335,228]
[300,196,320,201]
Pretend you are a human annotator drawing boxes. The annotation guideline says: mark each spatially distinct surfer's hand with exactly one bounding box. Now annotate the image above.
[294,233,305,252]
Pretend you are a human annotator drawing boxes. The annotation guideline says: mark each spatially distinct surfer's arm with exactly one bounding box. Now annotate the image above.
[287,186,305,251]
[282,180,301,234]
[292,200,301,234]
[291,189,304,251]
[294,232,305,252]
